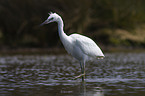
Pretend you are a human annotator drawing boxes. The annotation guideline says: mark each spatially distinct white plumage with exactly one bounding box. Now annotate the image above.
[40,12,104,81]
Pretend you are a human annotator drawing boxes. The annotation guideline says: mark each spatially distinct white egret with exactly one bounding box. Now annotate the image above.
[40,12,105,81]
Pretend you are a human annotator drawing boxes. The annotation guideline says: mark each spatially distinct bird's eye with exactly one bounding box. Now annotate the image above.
[49,17,54,21]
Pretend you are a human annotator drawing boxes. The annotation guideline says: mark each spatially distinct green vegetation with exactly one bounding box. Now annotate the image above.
[0,0,145,50]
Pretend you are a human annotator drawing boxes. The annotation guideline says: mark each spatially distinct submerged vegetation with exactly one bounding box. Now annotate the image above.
[0,0,145,50]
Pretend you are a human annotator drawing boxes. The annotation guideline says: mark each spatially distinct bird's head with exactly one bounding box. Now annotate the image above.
[40,12,61,26]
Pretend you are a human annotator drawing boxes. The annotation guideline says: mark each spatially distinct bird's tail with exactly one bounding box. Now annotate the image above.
[97,56,105,59]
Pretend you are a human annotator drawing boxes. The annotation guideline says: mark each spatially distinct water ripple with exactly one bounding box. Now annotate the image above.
[0,53,145,96]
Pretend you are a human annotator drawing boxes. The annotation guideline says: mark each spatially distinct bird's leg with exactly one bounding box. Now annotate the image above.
[74,62,84,80]
[81,62,84,81]
[82,61,86,81]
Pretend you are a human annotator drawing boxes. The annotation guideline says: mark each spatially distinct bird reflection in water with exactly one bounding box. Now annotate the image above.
[80,82,104,96]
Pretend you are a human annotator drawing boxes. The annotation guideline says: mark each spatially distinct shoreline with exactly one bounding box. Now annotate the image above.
[0,47,144,55]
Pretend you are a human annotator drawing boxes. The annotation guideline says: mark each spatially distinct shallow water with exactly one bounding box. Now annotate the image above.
[0,52,145,96]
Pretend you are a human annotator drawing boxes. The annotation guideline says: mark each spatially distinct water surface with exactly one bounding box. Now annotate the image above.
[0,52,145,96]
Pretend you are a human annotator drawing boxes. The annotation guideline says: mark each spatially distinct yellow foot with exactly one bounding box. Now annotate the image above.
[73,74,85,80]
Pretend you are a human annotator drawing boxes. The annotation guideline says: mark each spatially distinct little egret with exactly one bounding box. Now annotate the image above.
[40,12,105,81]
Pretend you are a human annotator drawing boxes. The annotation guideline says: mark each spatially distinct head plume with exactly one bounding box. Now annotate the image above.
[48,12,58,16]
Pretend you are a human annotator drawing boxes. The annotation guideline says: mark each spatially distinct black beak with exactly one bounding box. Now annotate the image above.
[40,20,48,26]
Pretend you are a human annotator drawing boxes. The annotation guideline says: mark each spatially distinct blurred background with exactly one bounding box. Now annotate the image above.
[0,1,145,96]
[0,0,145,53]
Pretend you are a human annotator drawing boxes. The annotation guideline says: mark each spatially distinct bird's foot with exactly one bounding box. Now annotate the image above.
[73,74,85,80]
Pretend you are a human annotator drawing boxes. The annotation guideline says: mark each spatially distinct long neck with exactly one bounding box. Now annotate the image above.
[57,17,72,54]
[57,18,69,43]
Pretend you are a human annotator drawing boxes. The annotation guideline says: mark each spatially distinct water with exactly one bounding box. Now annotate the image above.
[0,52,145,96]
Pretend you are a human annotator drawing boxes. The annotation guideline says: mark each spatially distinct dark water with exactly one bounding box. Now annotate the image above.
[0,52,145,96]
